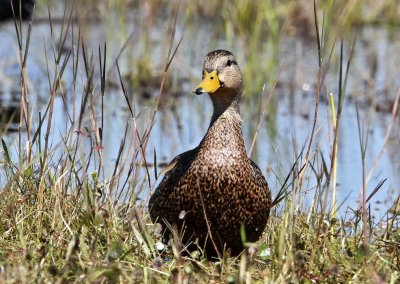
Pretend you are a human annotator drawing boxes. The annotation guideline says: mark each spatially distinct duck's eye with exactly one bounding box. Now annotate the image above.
[210,76,214,80]
[227,60,232,66]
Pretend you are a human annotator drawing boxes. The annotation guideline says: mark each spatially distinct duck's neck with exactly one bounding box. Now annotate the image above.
[209,91,241,127]
[200,92,246,155]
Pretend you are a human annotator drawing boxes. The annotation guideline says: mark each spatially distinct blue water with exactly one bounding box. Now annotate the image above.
[0,19,399,217]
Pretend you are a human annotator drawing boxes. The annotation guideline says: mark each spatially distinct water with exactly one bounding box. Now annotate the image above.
[0,16,398,217]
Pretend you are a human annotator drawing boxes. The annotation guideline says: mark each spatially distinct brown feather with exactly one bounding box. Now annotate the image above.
[149,50,271,258]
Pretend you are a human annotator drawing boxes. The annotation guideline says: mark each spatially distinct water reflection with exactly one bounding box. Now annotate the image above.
[0,101,20,132]
[0,17,398,216]
[0,0,35,22]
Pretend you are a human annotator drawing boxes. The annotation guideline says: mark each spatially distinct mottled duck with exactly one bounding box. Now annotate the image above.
[149,49,271,258]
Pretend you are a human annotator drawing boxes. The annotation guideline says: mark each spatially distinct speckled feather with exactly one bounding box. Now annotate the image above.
[149,50,271,257]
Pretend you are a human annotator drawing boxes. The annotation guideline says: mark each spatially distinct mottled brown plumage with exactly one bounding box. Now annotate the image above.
[149,50,271,258]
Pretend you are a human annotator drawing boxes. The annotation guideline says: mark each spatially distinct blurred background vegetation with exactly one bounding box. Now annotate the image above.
[0,1,399,282]
[30,0,400,97]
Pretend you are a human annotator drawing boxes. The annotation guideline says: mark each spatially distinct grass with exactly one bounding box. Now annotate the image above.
[0,0,400,283]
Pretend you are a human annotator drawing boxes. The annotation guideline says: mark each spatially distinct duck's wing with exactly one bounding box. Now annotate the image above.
[157,148,198,181]
[248,158,270,191]
[149,148,198,220]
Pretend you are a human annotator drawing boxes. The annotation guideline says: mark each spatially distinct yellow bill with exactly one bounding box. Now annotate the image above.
[193,70,221,95]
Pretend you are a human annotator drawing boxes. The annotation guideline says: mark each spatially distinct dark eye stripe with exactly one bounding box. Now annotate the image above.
[227,59,237,66]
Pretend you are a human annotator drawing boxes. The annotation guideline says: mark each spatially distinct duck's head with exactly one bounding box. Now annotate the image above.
[193,50,243,103]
